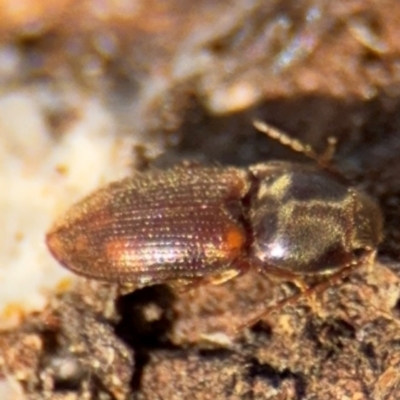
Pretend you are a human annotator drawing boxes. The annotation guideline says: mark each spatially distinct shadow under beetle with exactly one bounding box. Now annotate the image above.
[46,121,383,331]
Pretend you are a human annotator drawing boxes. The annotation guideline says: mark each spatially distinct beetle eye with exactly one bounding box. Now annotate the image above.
[351,248,368,260]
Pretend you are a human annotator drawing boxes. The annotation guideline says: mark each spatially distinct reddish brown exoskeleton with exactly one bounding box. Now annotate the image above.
[46,121,383,331]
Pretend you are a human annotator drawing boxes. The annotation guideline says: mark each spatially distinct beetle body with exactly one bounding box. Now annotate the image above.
[46,160,383,287]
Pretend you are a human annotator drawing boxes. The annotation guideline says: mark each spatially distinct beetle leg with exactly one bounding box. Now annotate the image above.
[234,253,374,333]
[173,261,251,294]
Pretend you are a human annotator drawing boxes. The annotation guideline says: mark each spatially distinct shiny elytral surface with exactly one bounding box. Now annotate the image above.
[46,165,250,284]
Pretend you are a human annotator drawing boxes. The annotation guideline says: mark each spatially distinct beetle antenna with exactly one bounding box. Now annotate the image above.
[253,120,337,170]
